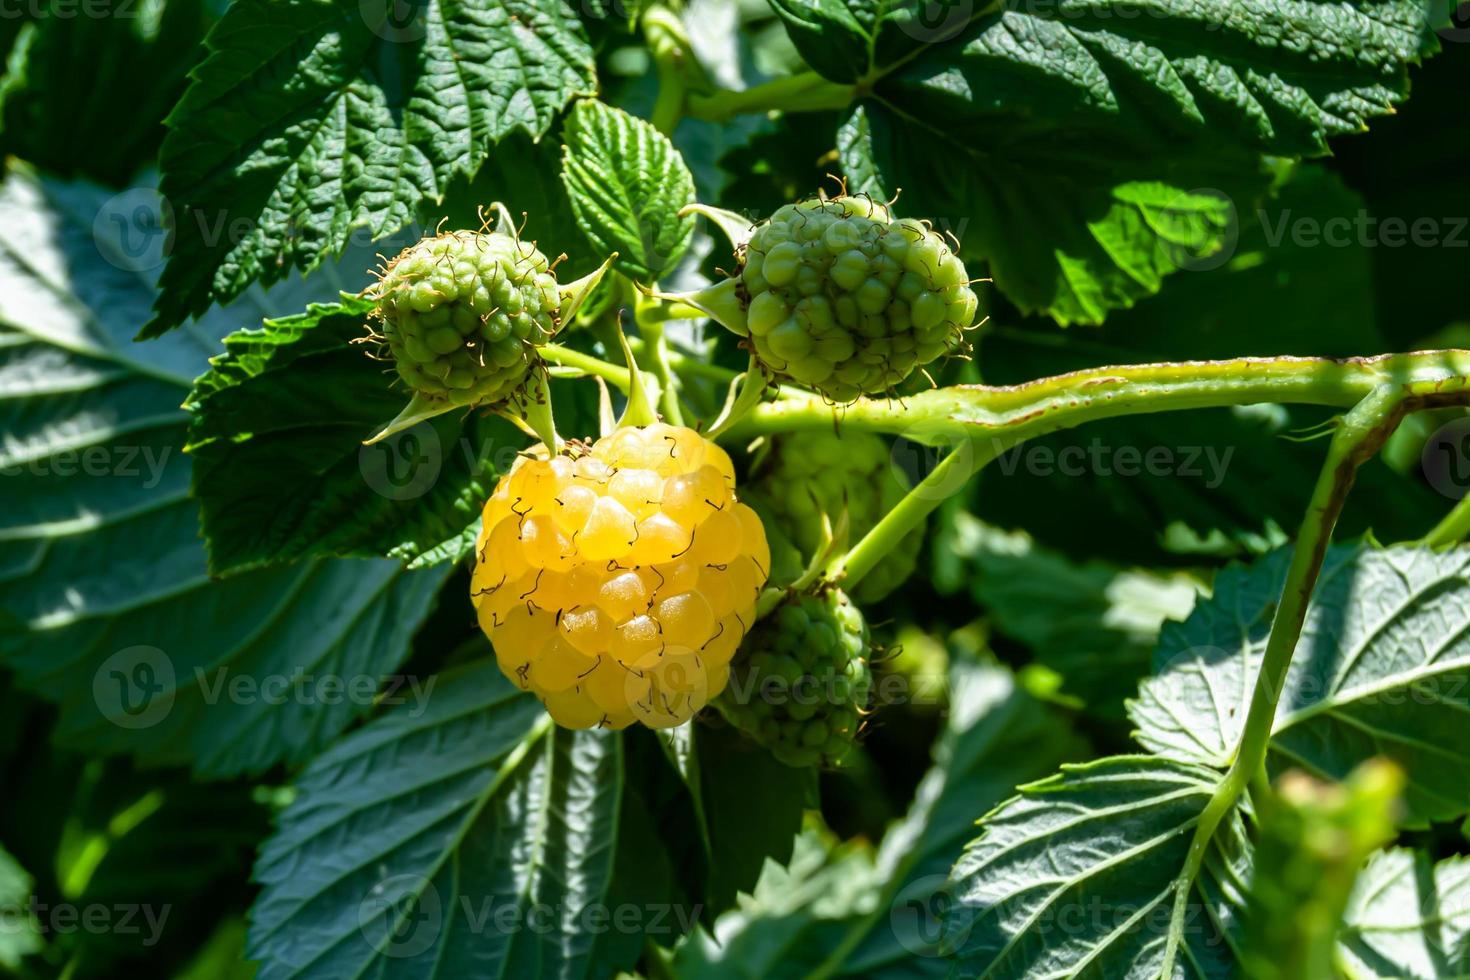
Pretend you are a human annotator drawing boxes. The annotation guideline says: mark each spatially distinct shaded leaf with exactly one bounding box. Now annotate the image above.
[676,656,1085,978]
[936,515,1199,721]
[184,297,520,573]
[1339,848,1470,979]
[248,660,624,980]
[0,0,211,186]
[0,166,450,778]
[829,0,1446,323]
[840,101,1264,326]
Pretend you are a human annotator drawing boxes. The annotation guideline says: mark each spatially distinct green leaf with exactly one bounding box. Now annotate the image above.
[1339,848,1470,979]
[0,0,211,186]
[1239,760,1402,980]
[144,0,597,336]
[696,721,812,915]
[184,297,520,573]
[1131,544,1470,826]
[561,99,697,281]
[0,843,42,970]
[840,102,1264,326]
[675,656,1085,978]
[673,824,878,980]
[247,660,624,980]
[1087,166,1386,360]
[0,165,451,778]
[830,0,1445,323]
[941,755,1240,979]
[804,0,1443,151]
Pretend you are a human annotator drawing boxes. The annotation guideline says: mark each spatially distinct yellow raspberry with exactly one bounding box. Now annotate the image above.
[471,424,770,730]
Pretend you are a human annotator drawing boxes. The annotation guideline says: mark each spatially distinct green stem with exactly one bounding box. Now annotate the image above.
[1159,380,1468,975]
[728,351,1470,447]
[686,70,856,121]
[643,4,694,135]
[1422,492,1470,548]
[830,439,981,592]
[540,344,633,391]
[635,293,686,426]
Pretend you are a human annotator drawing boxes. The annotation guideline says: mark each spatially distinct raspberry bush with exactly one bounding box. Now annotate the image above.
[8,4,1469,980]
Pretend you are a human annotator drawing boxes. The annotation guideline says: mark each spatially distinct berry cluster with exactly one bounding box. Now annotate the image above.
[751,430,921,602]
[739,196,977,402]
[372,230,562,406]
[471,424,770,729]
[718,589,871,767]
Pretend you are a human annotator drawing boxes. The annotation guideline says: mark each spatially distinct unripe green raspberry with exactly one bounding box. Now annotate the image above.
[717,588,871,768]
[751,430,921,602]
[370,230,562,407]
[738,196,977,402]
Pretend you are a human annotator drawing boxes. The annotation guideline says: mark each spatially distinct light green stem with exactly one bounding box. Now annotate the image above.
[634,293,686,426]
[729,352,1470,447]
[830,439,981,592]
[1422,493,1470,548]
[686,71,856,121]
[541,344,633,390]
[643,4,691,135]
